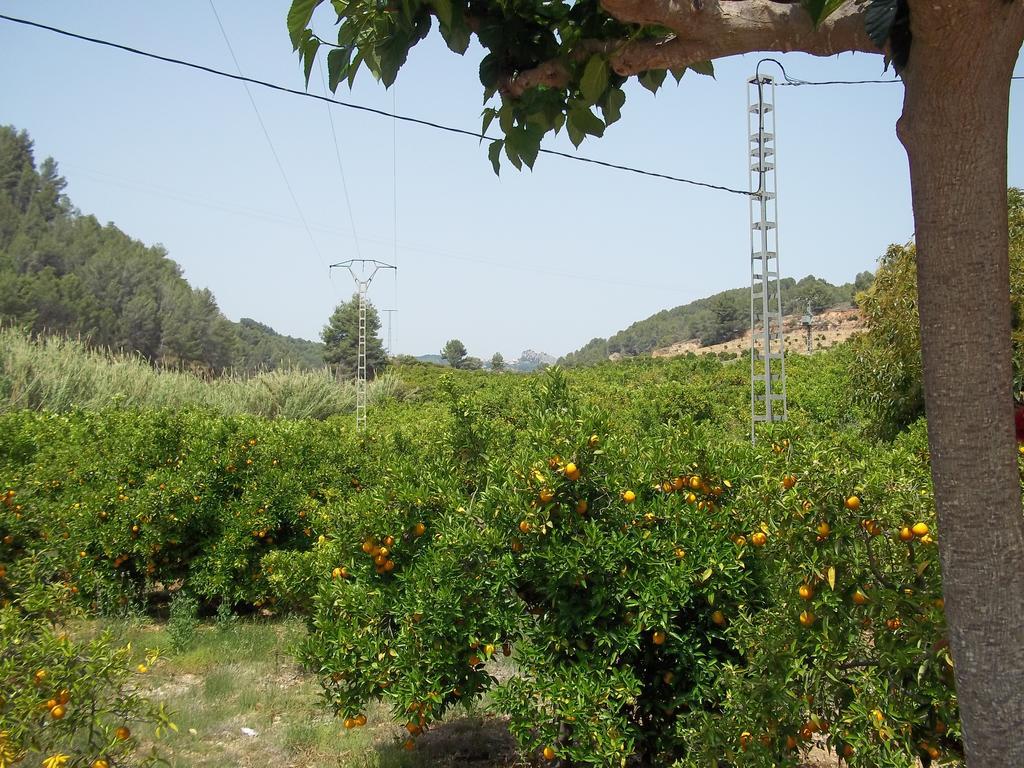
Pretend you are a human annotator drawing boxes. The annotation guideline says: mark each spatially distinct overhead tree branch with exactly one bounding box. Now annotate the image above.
[501,0,879,98]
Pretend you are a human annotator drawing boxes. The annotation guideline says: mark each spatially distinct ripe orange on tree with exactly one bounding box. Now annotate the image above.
[845,495,861,511]
[543,746,556,761]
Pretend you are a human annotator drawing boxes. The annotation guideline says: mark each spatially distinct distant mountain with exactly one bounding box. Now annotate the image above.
[559,274,873,367]
[511,350,556,372]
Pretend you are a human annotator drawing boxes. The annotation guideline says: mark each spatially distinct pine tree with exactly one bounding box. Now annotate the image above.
[322,294,388,379]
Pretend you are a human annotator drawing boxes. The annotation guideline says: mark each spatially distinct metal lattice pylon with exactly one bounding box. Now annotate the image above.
[329,259,396,432]
[748,72,787,442]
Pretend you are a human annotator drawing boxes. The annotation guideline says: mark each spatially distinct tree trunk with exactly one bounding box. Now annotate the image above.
[898,2,1024,764]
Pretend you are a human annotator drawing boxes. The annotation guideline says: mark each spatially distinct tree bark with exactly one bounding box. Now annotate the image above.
[898,2,1024,765]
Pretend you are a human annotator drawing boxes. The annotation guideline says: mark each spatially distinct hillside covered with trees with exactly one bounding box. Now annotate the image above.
[0,125,324,372]
[559,273,873,366]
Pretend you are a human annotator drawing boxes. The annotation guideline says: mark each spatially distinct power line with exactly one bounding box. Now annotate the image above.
[207,1,325,267]
[0,12,751,197]
[762,56,1024,86]
[317,57,363,260]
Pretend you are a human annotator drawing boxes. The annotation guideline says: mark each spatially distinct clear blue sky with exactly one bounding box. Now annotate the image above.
[1,2,1022,359]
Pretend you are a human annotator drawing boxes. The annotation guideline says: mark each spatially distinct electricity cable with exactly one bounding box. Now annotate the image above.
[207,1,326,267]
[317,57,363,261]
[0,13,751,197]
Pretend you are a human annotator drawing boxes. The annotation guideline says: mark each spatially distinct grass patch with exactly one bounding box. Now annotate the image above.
[80,617,521,768]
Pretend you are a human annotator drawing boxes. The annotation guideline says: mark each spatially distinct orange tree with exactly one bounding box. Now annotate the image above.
[294,370,956,766]
[0,408,377,610]
[0,544,174,767]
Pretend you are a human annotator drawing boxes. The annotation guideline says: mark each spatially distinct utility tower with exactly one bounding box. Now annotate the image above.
[801,300,814,353]
[748,69,787,442]
[329,259,396,432]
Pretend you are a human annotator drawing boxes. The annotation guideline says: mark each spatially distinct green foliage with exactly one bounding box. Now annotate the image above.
[167,592,200,652]
[0,326,407,419]
[0,125,324,374]
[854,188,1024,437]
[441,338,468,368]
[490,352,505,372]
[321,294,389,379]
[0,342,967,766]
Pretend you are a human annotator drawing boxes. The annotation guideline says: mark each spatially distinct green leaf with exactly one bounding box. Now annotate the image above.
[638,69,667,94]
[688,60,715,78]
[302,36,321,86]
[670,67,687,84]
[600,87,625,126]
[432,0,453,29]
[480,108,498,140]
[287,0,326,49]
[488,139,503,175]
[865,0,898,48]
[504,139,523,171]
[327,47,350,91]
[580,55,609,106]
[566,117,585,148]
[567,105,605,140]
[801,0,847,27]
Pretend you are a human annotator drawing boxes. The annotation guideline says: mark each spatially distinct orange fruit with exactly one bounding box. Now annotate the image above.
[58,689,70,705]
[674,547,686,559]
[92,761,110,768]
[575,499,588,514]
[672,476,685,491]
[799,610,816,627]
[845,496,861,511]
[912,522,930,536]
[406,722,421,735]
[711,610,726,626]
[50,705,66,719]
[384,536,395,547]
[343,718,355,729]
[519,520,531,534]
[899,526,914,541]
[740,731,752,751]
[413,522,426,537]
[354,714,366,726]
[785,735,798,750]
[403,738,415,751]
[886,618,902,630]
[622,490,636,504]
[798,584,814,601]
[689,475,702,490]
[751,532,767,547]
[543,746,556,761]
[564,463,580,481]
[539,488,554,504]
[842,744,854,758]
[332,567,343,579]
[852,589,869,605]
[816,521,831,538]
[652,630,667,645]
[115,726,131,740]
[782,475,797,489]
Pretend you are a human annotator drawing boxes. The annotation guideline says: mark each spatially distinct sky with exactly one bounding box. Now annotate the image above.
[1,3,1022,360]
